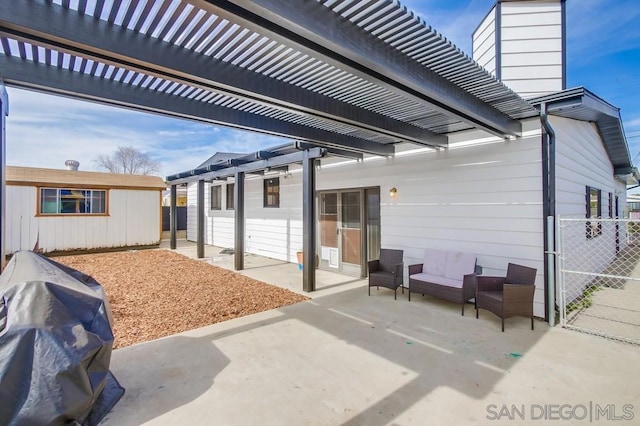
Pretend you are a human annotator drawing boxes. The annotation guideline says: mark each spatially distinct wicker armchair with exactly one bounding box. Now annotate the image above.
[475,263,537,331]
[368,249,404,300]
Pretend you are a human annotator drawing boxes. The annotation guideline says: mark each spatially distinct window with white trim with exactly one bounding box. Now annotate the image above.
[263,178,280,208]
[210,186,222,210]
[226,183,234,210]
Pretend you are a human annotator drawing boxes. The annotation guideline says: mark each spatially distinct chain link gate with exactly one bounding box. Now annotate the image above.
[557,217,640,345]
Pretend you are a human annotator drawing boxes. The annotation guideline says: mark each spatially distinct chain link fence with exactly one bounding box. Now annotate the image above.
[557,217,640,345]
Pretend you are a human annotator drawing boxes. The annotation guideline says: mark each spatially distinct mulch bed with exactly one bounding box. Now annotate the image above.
[56,250,309,348]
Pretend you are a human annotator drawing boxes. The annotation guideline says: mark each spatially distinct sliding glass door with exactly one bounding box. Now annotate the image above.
[318,187,380,277]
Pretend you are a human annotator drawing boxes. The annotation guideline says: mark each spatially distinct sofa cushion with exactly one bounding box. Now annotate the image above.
[444,251,476,280]
[409,273,464,289]
[422,249,447,276]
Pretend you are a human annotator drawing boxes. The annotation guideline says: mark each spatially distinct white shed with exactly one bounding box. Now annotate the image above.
[6,166,166,255]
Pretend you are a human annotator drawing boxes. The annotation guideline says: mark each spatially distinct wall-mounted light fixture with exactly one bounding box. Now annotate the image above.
[389,187,397,198]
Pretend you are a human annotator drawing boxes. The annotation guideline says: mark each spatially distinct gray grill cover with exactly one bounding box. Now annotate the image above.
[0,251,124,425]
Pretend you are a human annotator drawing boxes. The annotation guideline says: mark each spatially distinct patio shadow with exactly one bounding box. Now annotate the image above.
[101,285,638,424]
[101,335,229,425]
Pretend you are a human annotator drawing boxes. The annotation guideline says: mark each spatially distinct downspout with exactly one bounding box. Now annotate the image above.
[540,102,556,326]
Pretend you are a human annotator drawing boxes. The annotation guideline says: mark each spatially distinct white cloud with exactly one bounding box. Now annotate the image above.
[5,87,290,178]
[624,117,640,130]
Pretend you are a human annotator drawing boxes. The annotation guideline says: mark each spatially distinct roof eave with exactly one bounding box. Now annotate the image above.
[530,87,632,173]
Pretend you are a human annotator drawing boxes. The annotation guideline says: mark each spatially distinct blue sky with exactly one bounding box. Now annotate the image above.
[5,0,640,177]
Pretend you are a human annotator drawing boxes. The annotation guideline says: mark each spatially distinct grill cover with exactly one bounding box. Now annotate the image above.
[0,251,124,425]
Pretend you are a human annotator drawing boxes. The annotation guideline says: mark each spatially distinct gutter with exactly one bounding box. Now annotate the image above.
[540,102,556,326]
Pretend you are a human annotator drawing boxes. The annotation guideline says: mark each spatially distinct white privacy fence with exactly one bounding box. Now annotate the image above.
[557,217,640,345]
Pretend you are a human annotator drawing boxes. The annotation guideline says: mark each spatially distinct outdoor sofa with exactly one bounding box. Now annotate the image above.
[408,249,477,315]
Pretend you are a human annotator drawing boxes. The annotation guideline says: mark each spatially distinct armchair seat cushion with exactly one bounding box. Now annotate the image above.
[478,290,503,302]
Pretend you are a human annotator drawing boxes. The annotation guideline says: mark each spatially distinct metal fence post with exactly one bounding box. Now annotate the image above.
[547,215,556,327]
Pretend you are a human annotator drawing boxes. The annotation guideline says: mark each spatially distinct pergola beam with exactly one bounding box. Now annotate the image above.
[295,142,364,161]
[0,56,393,157]
[0,0,447,148]
[167,148,326,185]
[196,0,521,137]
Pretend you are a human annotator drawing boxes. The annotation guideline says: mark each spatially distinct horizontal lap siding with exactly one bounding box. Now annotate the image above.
[6,187,161,253]
[316,122,546,316]
[248,176,302,262]
[188,178,303,263]
[211,217,234,249]
[553,116,626,301]
[472,6,497,75]
[186,183,198,242]
[500,1,564,98]
[555,117,620,214]
[317,130,543,270]
[186,121,546,315]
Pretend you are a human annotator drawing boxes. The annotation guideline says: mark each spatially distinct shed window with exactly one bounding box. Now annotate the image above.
[264,177,280,208]
[227,183,234,210]
[39,188,106,215]
[586,186,602,239]
[210,186,222,210]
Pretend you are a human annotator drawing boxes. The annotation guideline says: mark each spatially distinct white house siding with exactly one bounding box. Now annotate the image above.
[6,187,161,254]
[188,119,549,316]
[187,177,304,263]
[499,1,564,98]
[553,115,627,301]
[472,6,497,75]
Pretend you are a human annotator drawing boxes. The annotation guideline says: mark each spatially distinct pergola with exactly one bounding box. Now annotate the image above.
[0,0,539,289]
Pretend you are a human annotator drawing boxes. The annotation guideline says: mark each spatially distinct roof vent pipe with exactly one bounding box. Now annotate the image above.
[65,160,80,171]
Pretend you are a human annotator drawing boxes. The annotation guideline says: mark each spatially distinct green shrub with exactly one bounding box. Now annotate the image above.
[566,284,601,313]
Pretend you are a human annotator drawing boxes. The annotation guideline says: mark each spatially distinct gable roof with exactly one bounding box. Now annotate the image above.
[197,152,246,169]
[6,166,167,190]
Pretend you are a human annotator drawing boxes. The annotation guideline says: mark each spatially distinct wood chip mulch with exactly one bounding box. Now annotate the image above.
[55,250,309,349]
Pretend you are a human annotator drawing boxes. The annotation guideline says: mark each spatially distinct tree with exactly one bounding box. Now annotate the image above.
[95,146,161,175]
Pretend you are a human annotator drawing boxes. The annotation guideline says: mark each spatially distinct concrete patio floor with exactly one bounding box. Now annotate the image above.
[101,241,640,425]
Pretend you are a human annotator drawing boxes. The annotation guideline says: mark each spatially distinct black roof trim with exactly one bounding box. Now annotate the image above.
[529,87,632,172]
